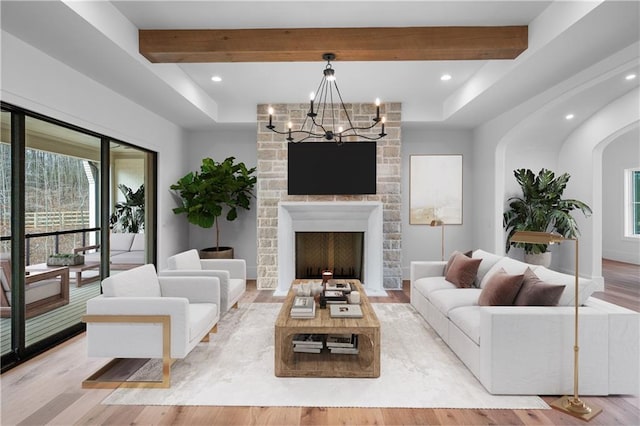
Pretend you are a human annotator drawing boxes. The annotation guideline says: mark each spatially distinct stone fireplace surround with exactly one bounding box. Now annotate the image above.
[275,201,385,296]
[256,102,402,293]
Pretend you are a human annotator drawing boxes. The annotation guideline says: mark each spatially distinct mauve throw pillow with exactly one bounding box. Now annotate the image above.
[513,267,566,306]
[444,252,482,288]
[478,267,524,306]
[443,250,473,276]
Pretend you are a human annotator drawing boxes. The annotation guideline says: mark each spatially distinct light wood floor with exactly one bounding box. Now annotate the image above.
[1,260,638,425]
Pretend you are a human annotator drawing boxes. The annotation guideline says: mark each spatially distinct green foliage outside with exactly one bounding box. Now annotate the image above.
[110,184,145,233]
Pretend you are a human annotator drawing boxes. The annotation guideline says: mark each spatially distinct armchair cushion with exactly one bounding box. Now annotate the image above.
[110,233,136,251]
[167,249,202,270]
[162,252,246,315]
[101,264,161,297]
[159,275,221,305]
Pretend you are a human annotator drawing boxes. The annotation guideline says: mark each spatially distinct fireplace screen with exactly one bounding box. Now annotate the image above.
[295,232,364,280]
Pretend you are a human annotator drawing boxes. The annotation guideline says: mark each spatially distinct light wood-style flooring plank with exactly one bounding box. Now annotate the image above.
[1,261,639,426]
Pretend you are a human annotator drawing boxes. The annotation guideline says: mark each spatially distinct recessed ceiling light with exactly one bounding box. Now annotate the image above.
[625,73,637,81]
[211,76,222,82]
[565,113,575,120]
[440,74,452,81]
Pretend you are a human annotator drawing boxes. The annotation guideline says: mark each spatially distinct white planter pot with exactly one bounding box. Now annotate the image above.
[524,252,552,268]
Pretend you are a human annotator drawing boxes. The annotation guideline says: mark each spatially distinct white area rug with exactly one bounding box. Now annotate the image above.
[102,303,549,409]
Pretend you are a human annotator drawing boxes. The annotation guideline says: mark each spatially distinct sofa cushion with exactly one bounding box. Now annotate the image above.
[478,268,524,306]
[110,251,145,264]
[513,268,565,306]
[448,306,481,345]
[443,250,472,276]
[130,233,145,251]
[479,257,537,289]
[110,233,135,252]
[168,249,203,271]
[429,288,482,316]
[472,250,504,284]
[445,252,482,288]
[531,266,596,306]
[102,264,161,297]
[24,279,62,304]
[413,277,457,299]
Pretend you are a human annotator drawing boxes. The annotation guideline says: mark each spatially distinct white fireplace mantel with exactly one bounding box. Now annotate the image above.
[275,201,386,296]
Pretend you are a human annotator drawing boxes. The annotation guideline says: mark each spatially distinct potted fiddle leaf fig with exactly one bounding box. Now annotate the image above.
[171,157,257,259]
[503,168,592,266]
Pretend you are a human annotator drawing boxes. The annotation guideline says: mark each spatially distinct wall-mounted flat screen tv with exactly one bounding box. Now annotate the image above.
[288,141,377,195]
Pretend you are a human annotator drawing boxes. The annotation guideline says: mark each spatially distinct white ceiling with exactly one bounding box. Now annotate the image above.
[1,1,639,135]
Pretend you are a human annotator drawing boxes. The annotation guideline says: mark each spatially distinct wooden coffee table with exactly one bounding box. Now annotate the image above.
[274,279,380,378]
[27,262,100,287]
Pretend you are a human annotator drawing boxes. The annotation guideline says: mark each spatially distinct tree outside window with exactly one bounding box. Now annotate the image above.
[625,168,640,237]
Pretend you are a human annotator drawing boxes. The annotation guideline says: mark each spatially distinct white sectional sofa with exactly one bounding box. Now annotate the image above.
[410,249,639,396]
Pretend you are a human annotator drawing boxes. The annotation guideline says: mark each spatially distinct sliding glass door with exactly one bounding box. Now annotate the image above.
[0,103,156,369]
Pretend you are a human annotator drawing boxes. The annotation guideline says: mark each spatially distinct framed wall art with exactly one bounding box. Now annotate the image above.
[410,154,463,225]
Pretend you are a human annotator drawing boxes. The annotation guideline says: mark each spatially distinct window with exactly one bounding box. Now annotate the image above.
[625,168,640,237]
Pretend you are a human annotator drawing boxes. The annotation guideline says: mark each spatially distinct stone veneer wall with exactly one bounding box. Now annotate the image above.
[256,102,402,290]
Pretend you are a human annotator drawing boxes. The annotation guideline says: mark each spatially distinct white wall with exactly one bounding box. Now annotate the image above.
[602,127,640,264]
[1,31,189,268]
[401,125,474,278]
[184,125,258,278]
[559,88,640,278]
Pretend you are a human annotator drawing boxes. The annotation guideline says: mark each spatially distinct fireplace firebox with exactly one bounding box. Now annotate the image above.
[295,232,364,280]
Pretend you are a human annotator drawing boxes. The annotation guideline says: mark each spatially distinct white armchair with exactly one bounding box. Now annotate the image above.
[161,249,246,315]
[83,264,220,388]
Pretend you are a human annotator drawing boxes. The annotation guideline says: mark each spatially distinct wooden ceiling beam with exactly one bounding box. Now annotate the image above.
[139,26,528,63]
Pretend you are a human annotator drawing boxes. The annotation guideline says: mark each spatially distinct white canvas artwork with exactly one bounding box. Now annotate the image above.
[410,155,463,224]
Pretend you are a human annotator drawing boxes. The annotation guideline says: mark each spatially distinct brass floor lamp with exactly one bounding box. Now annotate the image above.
[510,231,602,421]
[430,219,445,261]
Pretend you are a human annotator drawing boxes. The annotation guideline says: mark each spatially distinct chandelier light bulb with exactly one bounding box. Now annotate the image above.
[310,92,315,100]
[375,98,381,106]
[288,121,293,129]
[268,106,274,115]
[338,126,344,133]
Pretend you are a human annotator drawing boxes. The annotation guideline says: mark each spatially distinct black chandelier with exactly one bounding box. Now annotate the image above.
[266,53,387,144]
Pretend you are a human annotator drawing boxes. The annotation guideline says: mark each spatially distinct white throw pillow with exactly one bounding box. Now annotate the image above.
[533,266,597,306]
[472,250,503,284]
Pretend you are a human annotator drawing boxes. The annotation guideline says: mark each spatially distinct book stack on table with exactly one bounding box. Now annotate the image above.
[290,296,316,318]
[292,333,324,353]
[323,290,348,304]
[326,333,359,354]
[325,281,352,293]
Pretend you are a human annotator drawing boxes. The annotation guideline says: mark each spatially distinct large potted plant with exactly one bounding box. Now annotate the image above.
[503,168,592,266]
[171,157,257,259]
